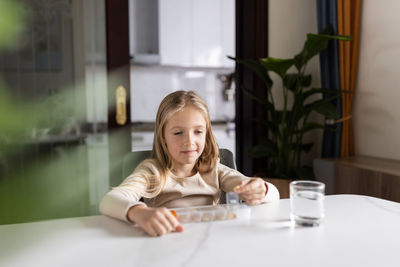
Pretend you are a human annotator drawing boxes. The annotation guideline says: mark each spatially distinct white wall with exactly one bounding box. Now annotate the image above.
[354,0,400,160]
[269,0,322,165]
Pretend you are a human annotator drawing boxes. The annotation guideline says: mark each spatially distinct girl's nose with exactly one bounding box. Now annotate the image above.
[184,132,193,145]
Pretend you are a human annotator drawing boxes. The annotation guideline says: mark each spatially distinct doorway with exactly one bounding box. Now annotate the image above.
[128,0,237,156]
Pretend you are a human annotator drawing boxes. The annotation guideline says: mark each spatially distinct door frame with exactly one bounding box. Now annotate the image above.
[235,0,269,175]
[105,0,132,186]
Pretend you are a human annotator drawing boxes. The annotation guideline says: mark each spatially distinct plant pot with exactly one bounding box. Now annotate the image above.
[265,178,293,199]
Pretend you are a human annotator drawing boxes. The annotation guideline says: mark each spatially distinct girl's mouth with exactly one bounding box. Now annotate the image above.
[181,150,196,155]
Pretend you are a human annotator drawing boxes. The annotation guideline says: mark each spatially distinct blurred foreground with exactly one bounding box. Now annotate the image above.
[0,0,128,224]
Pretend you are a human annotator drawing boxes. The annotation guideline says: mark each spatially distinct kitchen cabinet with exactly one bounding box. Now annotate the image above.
[158,0,235,67]
[129,0,160,64]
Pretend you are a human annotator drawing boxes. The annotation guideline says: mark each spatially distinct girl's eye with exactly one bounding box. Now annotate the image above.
[173,132,182,135]
[195,130,203,134]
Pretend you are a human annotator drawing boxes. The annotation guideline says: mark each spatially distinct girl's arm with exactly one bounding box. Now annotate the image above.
[100,192,183,236]
[127,205,183,237]
[99,182,146,222]
[233,178,280,205]
[99,160,153,222]
[99,159,183,236]
[218,163,280,204]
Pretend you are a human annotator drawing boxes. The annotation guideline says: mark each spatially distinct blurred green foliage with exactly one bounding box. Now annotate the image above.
[0,0,28,146]
[0,0,95,224]
[1,0,132,225]
[0,0,25,50]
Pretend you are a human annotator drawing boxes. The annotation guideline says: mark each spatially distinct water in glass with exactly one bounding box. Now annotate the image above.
[290,181,325,226]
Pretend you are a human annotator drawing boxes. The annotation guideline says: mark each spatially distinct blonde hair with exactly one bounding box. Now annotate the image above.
[131,90,219,198]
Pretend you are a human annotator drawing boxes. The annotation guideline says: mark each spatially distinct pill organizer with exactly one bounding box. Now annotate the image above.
[170,192,251,224]
[171,204,250,223]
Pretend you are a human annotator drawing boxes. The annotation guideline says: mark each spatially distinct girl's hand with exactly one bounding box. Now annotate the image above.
[127,205,183,237]
[234,178,268,205]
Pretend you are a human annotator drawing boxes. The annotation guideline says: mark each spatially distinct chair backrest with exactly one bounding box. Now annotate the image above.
[122,150,152,180]
[218,148,236,170]
[122,148,236,180]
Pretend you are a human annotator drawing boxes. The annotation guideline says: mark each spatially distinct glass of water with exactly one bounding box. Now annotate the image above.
[290,180,325,226]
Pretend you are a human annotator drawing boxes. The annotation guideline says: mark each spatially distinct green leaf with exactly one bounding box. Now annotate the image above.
[297,122,325,134]
[294,26,351,70]
[248,145,277,158]
[283,74,312,92]
[292,142,314,153]
[241,86,275,112]
[253,118,279,135]
[306,100,338,119]
[304,87,353,100]
[314,33,352,42]
[228,56,273,89]
[288,97,308,128]
[249,136,278,159]
[259,136,278,150]
[303,88,338,101]
[302,87,355,109]
[272,110,283,124]
[260,57,295,79]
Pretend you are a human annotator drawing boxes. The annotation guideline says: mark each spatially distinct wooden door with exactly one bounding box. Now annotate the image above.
[105,0,132,187]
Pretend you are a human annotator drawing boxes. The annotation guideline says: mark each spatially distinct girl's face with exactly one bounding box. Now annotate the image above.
[164,106,207,171]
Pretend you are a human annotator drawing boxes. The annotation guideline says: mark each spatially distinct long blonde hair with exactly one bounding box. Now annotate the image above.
[131,90,219,198]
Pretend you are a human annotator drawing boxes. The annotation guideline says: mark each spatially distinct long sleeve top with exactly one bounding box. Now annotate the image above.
[99,159,280,222]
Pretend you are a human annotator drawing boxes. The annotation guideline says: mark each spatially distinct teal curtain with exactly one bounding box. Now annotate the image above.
[317,0,341,158]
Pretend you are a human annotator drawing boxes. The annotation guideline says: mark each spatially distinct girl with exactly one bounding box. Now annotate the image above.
[99,90,279,237]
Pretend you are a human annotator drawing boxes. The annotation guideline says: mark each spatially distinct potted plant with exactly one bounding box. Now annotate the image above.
[230,26,351,196]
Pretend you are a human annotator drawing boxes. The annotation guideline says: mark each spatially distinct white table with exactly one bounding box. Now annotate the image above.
[1,195,399,267]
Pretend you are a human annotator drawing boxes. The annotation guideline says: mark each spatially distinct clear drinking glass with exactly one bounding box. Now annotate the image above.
[290,180,325,226]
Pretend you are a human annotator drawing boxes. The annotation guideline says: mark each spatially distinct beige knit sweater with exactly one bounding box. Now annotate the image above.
[99,159,280,222]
